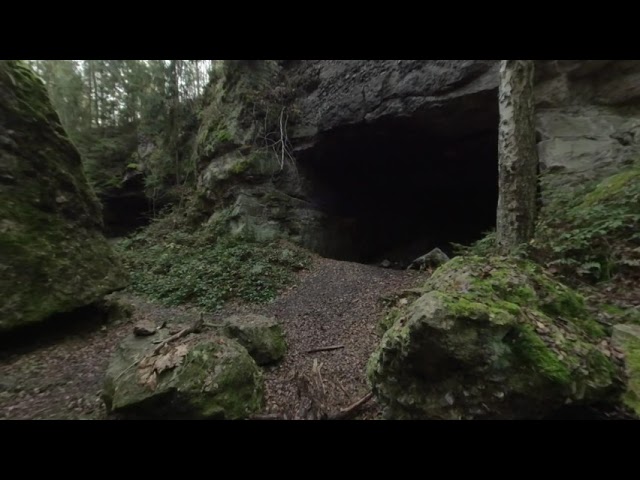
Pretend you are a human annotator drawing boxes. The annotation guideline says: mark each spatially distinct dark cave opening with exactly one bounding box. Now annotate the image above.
[297,118,499,265]
[99,174,152,238]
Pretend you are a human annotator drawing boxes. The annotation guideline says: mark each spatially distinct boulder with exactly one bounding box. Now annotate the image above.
[103,330,264,419]
[222,314,286,365]
[367,256,623,419]
[612,324,640,416]
[0,61,128,332]
[407,248,450,271]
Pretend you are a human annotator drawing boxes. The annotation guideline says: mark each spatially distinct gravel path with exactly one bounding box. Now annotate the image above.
[0,255,422,420]
[258,257,420,418]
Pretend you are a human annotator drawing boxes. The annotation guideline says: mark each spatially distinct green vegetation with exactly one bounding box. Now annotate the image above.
[24,60,217,202]
[452,231,499,257]
[533,164,640,282]
[114,210,309,311]
[76,125,139,194]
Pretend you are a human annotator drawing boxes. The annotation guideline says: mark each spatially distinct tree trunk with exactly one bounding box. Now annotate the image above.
[496,60,539,254]
[167,60,180,184]
[90,62,99,127]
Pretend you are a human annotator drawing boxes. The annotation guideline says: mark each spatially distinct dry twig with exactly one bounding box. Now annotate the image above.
[304,344,344,354]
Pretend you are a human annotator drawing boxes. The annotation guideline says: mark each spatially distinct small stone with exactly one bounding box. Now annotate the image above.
[133,321,156,337]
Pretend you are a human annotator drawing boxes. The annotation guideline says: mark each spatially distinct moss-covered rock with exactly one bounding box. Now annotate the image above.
[222,314,286,365]
[103,331,264,419]
[611,324,640,416]
[0,60,128,332]
[367,256,624,419]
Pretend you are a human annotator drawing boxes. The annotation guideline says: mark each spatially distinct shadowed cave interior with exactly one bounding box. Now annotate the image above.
[100,174,152,238]
[298,118,499,266]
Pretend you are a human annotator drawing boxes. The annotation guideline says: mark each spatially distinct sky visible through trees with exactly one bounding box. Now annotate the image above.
[26,60,219,134]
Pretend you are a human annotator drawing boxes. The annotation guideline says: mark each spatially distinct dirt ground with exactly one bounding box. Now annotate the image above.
[0,255,423,420]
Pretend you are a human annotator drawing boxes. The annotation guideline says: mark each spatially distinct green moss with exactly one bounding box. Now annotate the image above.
[176,341,264,419]
[582,168,640,207]
[222,316,287,365]
[0,60,128,331]
[427,256,600,331]
[369,255,623,419]
[453,231,498,257]
[442,294,517,326]
[229,157,251,175]
[105,336,264,419]
[379,307,404,334]
[622,340,640,414]
[586,349,618,390]
[213,128,232,144]
[1,61,61,126]
[512,324,572,385]
[601,304,640,326]
[603,304,627,316]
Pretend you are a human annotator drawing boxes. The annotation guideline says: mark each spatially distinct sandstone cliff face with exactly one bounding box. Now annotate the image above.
[534,60,640,192]
[193,60,640,261]
[287,60,498,147]
[194,60,500,260]
[0,60,128,332]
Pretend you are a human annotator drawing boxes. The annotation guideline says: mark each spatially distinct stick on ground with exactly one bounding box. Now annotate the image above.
[328,392,374,420]
[304,344,344,354]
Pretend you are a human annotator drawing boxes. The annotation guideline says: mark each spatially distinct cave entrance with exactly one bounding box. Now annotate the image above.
[297,118,498,267]
[99,174,152,238]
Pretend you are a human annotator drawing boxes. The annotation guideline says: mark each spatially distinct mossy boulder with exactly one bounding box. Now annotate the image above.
[367,256,624,419]
[103,330,264,419]
[0,60,128,332]
[611,324,640,416]
[222,314,286,365]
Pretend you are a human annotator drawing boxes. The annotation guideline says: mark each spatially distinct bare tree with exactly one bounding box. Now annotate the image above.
[496,60,539,254]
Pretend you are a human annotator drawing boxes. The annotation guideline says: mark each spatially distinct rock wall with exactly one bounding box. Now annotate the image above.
[288,60,498,148]
[534,60,640,192]
[193,60,640,257]
[0,61,128,332]
[194,60,500,257]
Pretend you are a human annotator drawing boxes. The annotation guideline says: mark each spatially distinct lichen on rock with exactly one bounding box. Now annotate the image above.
[367,255,624,419]
[0,60,128,332]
